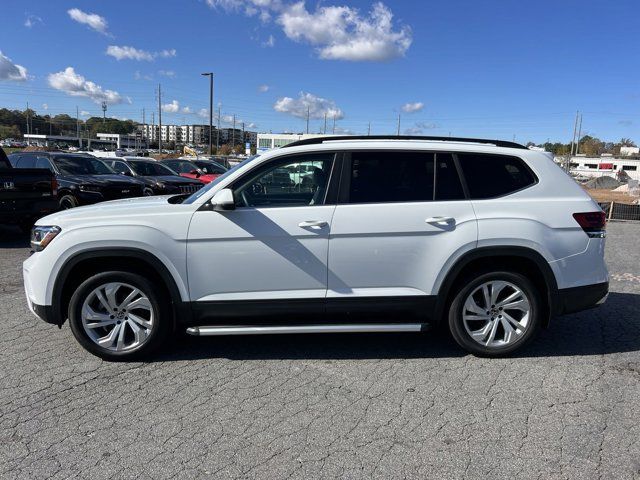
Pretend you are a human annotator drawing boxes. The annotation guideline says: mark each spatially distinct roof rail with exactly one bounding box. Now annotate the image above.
[282,135,528,150]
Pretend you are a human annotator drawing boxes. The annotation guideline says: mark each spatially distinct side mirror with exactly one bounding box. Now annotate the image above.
[190,169,201,177]
[211,188,235,211]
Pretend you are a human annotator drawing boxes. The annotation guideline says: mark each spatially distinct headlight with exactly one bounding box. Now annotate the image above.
[78,184,101,192]
[31,226,61,252]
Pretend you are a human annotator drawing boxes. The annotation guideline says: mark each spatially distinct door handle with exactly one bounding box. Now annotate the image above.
[298,220,328,228]
[425,216,455,225]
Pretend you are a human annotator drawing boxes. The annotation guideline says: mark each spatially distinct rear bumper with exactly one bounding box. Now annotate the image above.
[555,281,609,315]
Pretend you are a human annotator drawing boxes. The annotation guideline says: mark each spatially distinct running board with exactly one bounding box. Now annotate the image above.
[186,323,427,336]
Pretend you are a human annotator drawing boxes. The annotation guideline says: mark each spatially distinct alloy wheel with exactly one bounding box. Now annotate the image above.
[462,280,531,348]
[80,282,154,352]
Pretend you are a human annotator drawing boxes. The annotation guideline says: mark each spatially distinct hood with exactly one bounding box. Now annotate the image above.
[147,175,202,186]
[198,173,219,184]
[36,195,186,227]
[61,174,146,187]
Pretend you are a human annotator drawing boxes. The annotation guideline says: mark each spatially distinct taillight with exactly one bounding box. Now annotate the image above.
[51,177,58,196]
[573,211,606,238]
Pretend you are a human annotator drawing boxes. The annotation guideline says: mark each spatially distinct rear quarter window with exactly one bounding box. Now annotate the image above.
[457,153,537,199]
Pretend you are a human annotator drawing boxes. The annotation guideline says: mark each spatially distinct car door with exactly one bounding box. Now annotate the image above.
[187,152,338,318]
[327,150,478,318]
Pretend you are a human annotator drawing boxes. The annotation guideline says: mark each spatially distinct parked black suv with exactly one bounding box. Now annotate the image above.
[9,152,145,209]
[0,147,58,231]
[105,157,204,196]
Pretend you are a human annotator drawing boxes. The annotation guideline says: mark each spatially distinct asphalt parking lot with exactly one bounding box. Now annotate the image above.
[0,223,639,480]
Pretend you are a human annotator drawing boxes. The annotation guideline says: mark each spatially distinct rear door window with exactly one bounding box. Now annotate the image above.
[434,153,465,201]
[347,151,465,203]
[457,153,536,199]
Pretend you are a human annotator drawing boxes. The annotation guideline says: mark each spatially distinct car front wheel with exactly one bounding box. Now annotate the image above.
[448,271,542,357]
[68,271,170,360]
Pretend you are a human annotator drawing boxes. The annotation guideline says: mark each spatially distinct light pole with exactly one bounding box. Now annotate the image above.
[201,72,214,155]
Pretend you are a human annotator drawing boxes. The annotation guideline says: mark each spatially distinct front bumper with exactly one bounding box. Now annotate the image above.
[23,260,58,325]
[555,281,609,315]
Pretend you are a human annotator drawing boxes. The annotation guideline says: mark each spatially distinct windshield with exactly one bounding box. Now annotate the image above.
[130,161,177,176]
[53,156,115,175]
[168,160,199,174]
[194,160,227,174]
[182,156,258,204]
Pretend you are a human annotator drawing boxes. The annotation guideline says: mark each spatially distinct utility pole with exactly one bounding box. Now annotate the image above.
[367,122,371,136]
[323,113,327,134]
[242,121,245,146]
[306,106,310,134]
[151,111,155,146]
[76,106,81,148]
[142,108,146,149]
[101,101,107,123]
[157,84,162,152]
[397,114,401,135]
[332,114,336,134]
[232,114,236,148]
[567,110,580,173]
[26,102,30,136]
[576,114,583,155]
[216,105,221,151]
[201,72,214,154]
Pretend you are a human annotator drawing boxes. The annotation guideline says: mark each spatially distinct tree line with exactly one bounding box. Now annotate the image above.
[530,136,637,156]
[0,108,136,140]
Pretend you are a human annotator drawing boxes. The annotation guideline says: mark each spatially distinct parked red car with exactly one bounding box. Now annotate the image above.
[159,159,220,184]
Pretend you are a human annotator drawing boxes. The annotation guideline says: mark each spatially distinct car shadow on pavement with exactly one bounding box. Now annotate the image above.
[0,225,30,249]
[155,291,640,361]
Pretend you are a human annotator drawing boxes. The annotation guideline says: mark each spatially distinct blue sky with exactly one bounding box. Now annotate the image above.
[0,0,638,143]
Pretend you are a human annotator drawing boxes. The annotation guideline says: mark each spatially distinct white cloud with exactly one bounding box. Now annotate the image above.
[80,110,90,116]
[106,46,153,61]
[24,14,43,28]
[274,91,344,120]
[247,122,257,129]
[67,8,109,35]
[404,121,438,135]
[0,51,28,82]
[206,1,411,61]
[333,125,354,135]
[134,71,154,81]
[258,84,270,92]
[47,67,127,105]
[162,100,180,113]
[181,106,193,114]
[158,70,175,78]
[159,49,177,58]
[401,102,424,113]
[106,46,178,61]
[262,34,275,47]
[42,103,48,110]
[197,108,209,119]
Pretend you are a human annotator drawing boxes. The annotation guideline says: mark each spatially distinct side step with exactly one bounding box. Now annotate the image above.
[186,324,427,336]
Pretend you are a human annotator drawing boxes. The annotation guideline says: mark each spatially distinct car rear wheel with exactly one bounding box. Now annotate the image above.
[68,271,170,360]
[59,194,78,210]
[448,271,541,357]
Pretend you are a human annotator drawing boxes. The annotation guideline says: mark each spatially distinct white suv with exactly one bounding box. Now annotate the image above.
[23,136,609,360]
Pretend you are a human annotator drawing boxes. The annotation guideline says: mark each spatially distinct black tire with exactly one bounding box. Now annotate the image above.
[448,271,542,357]
[68,271,171,361]
[59,194,78,210]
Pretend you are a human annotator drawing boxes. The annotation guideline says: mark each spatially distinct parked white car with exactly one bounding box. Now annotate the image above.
[23,136,609,360]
